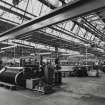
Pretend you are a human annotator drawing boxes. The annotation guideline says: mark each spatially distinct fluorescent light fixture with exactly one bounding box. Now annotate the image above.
[38,52,51,55]
[0,50,5,53]
[1,45,17,50]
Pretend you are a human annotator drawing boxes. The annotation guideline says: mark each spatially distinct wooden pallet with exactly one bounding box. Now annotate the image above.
[33,84,54,94]
[0,82,17,90]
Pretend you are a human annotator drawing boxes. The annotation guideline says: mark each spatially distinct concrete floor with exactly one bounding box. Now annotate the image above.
[1,73,105,105]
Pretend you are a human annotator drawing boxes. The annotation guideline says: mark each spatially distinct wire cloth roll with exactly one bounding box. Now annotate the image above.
[0,67,25,87]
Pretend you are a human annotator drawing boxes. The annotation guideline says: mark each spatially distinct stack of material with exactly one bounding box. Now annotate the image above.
[87,70,97,77]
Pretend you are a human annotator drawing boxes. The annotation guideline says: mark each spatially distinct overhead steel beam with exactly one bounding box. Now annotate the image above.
[50,26,91,44]
[0,5,31,20]
[73,20,104,41]
[0,0,105,41]
[1,0,99,50]
[0,0,36,18]
[1,0,98,47]
[82,17,105,39]
[0,17,19,25]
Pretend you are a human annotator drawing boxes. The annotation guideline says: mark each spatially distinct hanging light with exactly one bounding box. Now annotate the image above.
[12,0,20,5]
[48,0,60,7]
